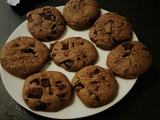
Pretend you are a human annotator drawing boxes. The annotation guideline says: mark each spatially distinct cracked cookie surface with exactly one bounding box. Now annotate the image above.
[27,6,66,41]
[71,65,118,107]
[63,0,100,30]
[89,12,132,50]
[107,41,152,79]
[1,36,50,78]
[22,71,72,112]
[50,37,98,72]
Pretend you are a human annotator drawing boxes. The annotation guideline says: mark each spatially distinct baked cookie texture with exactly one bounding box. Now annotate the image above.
[71,65,118,107]
[63,0,100,30]
[50,37,98,72]
[26,6,66,41]
[1,36,50,78]
[107,41,152,79]
[22,71,72,112]
[89,12,132,50]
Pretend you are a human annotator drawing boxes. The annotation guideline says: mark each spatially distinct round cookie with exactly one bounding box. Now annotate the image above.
[63,0,100,30]
[22,71,72,112]
[89,12,132,50]
[1,36,50,78]
[107,41,152,79]
[50,37,98,72]
[26,6,66,41]
[71,65,118,107]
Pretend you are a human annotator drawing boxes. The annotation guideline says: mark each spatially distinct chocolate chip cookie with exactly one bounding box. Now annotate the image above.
[50,37,98,72]
[1,36,50,78]
[71,65,118,107]
[89,12,132,50]
[26,6,66,41]
[63,0,100,30]
[107,41,152,79]
[22,71,72,112]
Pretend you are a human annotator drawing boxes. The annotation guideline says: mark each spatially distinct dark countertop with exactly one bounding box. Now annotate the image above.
[0,0,160,120]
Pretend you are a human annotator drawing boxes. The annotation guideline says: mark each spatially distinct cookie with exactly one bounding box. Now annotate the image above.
[50,37,98,72]
[22,71,72,112]
[107,41,152,79]
[63,0,100,30]
[1,36,50,78]
[26,6,66,41]
[89,12,132,50]
[71,65,118,107]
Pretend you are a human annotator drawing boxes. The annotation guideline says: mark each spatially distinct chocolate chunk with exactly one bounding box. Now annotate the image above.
[36,101,47,110]
[27,88,43,99]
[62,59,74,69]
[41,78,51,87]
[93,68,100,75]
[74,81,84,92]
[62,43,69,50]
[122,42,134,50]
[22,48,36,54]
[29,79,40,85]
[122,52,130,57]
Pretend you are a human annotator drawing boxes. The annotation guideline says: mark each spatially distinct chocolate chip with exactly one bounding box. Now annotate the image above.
[74,81,84,92]
[93,68,100,75]
[41,78,51,87]
[29,79,40,85]
[122,52,130,57]
[77,58,81,61]
[22,48,36,54]
[45,15,55,21]
[51,24,56,30]
[95,95,100,102]
[61,59,74,69]
[82,53,87,58]
[36,101,47,110]
[122,43,134,50]
[46,88,53,95]
[95,85,99,91]
[105,21,113,33]
[27,14,33,22]
[72,43,75,47]
[59,85,67,90]
[80,42,84,45]
[29,43,35,47]
[62,43,69,50]
[76,37,81,40]
[41,8,56,21]
[91,81,98,84]
[27,88,43,99]
[56,93,66,102]
[94,30,97,34]
[13,43,19,47]
[55,80,67,90]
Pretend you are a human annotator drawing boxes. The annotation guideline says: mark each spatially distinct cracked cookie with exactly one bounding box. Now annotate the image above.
[107,41,152,79]
[26,6,66,41]
[1,36,50,78]
[50,37,98,72]
[22,71,72,112]
[63,0,100,30]
[89,12,132,50]
[71,65,118,107]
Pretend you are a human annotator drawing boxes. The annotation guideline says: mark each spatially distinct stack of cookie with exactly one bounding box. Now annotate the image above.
[0,0,152,112]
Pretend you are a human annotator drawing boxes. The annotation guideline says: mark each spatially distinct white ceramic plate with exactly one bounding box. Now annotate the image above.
[1,6,138,119]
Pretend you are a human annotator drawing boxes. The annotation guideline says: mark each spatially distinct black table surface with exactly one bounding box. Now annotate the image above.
[0,0,160,120]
